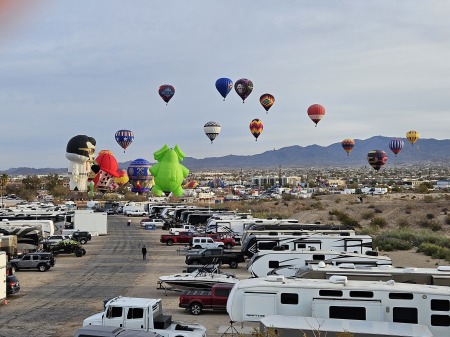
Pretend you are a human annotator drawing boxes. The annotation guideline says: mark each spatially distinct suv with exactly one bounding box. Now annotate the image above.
[10,252,55,272]
[71,231,92,244]
[189,237,225,249]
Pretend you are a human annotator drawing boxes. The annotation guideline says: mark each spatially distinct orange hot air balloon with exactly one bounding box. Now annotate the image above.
[249,119,263,141]
[341,139,355,156]
[367,150,388,171]
[260,94,275,113]
[307,104,326,127]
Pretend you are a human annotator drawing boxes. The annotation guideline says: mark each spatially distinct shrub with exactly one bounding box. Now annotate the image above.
[446,216,450,225]
[397,218,410,228]
[370,216,388,228]
[441,207,448,214]
[426,213,435,219]
[311,201,325,210]
[417,219,442,231]
[328,209,360,228]
[423,195,434,203]
[374,208,383,214]
[405,209,412,214]
[361,211,374,220]
[335,198,341,204]
[367,204,375,209]
[417,243,450,262]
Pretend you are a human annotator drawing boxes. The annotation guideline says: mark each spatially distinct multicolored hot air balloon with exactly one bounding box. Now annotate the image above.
[234,78,253,103]
[367,150,388,171]
[260,94,275,113]
[406,130,419,145]
[307,104,326,127]
[203,121,221,144]
[249,119,263,141]
[127,158,153,194]
[215,78,233,101]
[115,129,134,153]
[158,84,175,105]
[341,138,355,156]
[389,138,404,157]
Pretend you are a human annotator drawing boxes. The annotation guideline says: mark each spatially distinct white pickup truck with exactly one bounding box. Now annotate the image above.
[83,297,207,337]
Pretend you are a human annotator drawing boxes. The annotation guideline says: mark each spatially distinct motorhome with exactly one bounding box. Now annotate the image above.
[295,263,450,286]
[0,219,55,237]
[0,225,41,250]
[247,250,392,277]
[226,275,450,337]
[241,233,373,258]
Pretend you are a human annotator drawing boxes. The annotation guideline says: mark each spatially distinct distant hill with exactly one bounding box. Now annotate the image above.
[2,136,449,175]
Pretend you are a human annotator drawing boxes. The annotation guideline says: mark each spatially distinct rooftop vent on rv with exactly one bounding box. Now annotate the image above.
[318,261,326,268]
[266,275,285,282]
[329,275,347,285]
[437,266,450,272]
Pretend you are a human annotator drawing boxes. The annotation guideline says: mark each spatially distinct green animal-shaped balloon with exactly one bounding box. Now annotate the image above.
[150,144,189,197]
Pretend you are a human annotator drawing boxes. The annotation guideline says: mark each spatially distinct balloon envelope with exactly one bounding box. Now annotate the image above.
[215,78,233,100]
[204,121,221,144]
[127,158,153,193]
[307,104,326,126]
[234,78,253,102]
[249,119,263,141]
[158,84,175,104]
[260,94,275,113]
[367,150,388,171]
[406,130,419,145]
[341,139,355,156]
[115,129,134,152]
[389,138,404,156]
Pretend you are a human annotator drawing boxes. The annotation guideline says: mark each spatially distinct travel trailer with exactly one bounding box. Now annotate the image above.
[241,233,374,258]
[247,250,392,277]
[0,219,55,237]
[226,275,450,337]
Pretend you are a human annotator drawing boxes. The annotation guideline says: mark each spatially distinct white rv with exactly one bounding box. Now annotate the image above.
[0,251,6,302]
[247,250,392,277]
[0,219,55,237]
[227,275,450,337]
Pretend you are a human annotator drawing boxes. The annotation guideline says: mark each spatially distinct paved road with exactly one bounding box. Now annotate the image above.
[0,216,254,337]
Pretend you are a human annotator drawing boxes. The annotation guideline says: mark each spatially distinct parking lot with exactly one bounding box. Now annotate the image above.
[0,215,254,337]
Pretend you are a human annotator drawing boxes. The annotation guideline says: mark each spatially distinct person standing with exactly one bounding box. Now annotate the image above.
[142,245,147,260]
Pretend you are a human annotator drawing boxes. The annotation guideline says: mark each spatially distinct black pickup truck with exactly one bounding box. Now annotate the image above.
[185,248,245,269]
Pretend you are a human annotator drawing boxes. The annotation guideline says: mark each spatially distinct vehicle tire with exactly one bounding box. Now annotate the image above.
[38,264,48,272]
[189,302,203,315]
[166,239,174,246]
[229,260,238,269]
[75,250,83,257]
[11,263,18,272]
[81,248,86,255]
[194,245,201,249]
[79,238,87,244]
[225,243,232,249]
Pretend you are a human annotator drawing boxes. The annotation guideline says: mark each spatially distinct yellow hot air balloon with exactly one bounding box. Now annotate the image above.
[406,130,419,145]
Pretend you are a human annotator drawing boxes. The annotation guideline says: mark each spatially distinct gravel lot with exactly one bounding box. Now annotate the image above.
[0,216,256,337]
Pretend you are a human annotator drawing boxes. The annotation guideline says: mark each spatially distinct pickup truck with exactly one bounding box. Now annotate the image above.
[185,248,245,269]
[160,231,197,246]
[179,283,233,315]
[83,296,206,337]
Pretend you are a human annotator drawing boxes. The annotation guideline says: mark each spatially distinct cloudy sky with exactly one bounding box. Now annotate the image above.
[0,1,449,170]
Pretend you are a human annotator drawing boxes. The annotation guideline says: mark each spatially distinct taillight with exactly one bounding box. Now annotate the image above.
[8,282,16,286]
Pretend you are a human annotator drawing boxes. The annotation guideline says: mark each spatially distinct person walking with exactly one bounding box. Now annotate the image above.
[142,245,147,260]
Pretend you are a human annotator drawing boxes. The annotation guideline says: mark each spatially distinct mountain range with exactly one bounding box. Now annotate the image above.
[2,136,449,175]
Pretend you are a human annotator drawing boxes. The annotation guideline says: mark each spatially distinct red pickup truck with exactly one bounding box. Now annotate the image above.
[207,234,237,249]
[179,283,234,315]
[160,231,197,246]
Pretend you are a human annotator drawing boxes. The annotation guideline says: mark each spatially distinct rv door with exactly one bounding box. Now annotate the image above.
[243,292,277,321]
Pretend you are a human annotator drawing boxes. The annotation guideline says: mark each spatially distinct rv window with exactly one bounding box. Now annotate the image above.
[127,307,144,319]
[297,243,306,249]
[319,290,343,297]
[349,291,374,298]
[329,306,365,320]
[268,261,280,269]
[258,242,277,251]
[280,293,298,305]
[393,307,417,324]
[431,299,450,311]
[389,293,413,300]
[431,315,450,326]
[312,255,325,261]
[107,306,123,318]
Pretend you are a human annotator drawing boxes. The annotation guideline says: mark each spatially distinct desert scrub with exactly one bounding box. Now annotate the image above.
[370,216,387,228]
[374,208,383,213]
[373,229,450,251]
[361,211,374,220]
[397,218,410,228]
[423,195,434,203]
[311,201,325,210]
[328,209,360,228]
[417,243,450,262]
[417,219,442,232]
[426,213,435,219]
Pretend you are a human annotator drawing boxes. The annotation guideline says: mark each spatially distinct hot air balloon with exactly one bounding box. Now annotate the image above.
[234,78,253,103]
[203,121,221,144]
[158,84,175,105]
[307,104,326,127]
[66,135,96,192]
[260,94,275,113]
[93,150,121,193]
[367,150,388,171]
[341,139,355,156]
[215,78,233,101]
[249,119,263,141]
[115,129,134,153]
[406,130,419,145]
[389,138,404,157]
[127,158,153,194]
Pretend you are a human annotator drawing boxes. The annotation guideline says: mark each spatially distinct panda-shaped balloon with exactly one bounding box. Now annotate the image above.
[66,135,96,191]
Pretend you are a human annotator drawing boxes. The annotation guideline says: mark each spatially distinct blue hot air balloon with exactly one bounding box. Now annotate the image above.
[115,129,134,152]
[389,138,404,157]
[215,78,233,101]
